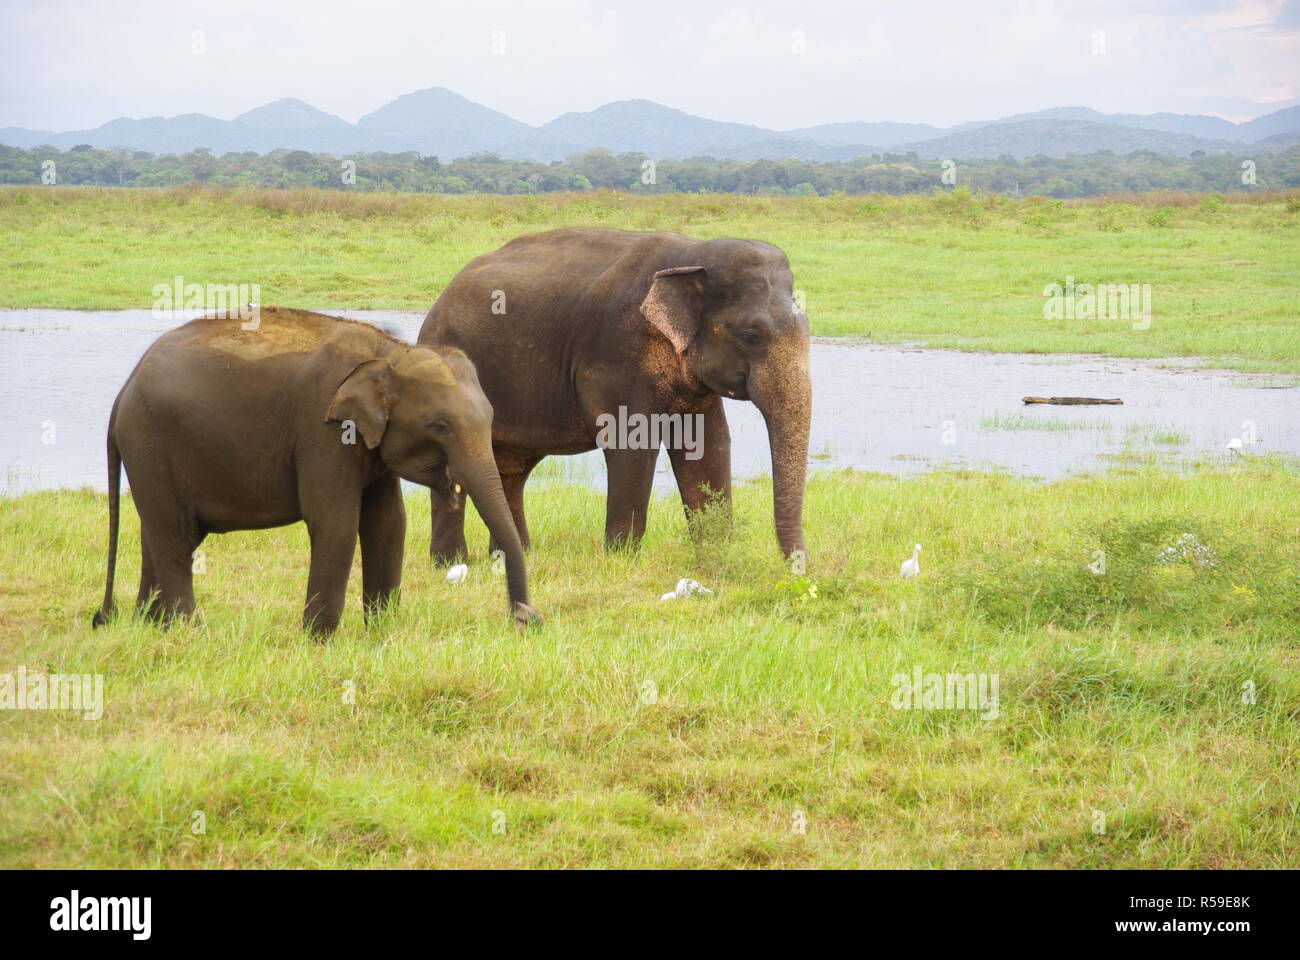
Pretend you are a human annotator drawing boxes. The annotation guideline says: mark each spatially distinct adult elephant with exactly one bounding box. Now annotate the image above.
[418,227,811,563]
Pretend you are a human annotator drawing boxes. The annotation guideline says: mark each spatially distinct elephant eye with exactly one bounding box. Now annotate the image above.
[430,419,452,434]
[737,327,764,346]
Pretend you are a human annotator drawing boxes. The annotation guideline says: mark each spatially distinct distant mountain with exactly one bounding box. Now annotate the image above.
[1257,129,1300,149]
[89,113,253,154]
[3,113,254,153]
[946,106,1244,142]
[496,100,881,162]
[0,103,363,155]
[357,87,529,158]
[4,89,1299,162]
[0,126,55,149]
[1237,105,1300,141]
[500,100,789,161]
[897,118,1244,159]
[233,98,360,153]
[782,120,942,150]
[1094,110,1245,141]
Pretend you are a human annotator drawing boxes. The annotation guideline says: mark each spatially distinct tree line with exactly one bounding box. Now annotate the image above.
[3,143,1297,197]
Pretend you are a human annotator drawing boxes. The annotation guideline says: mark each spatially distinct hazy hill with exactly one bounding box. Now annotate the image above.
[0,103,360,154]
[1238,105,1300,141]
[356,87,529,158]
[233,98,360,153]
[500,100,791,161]
[4,88,1299,162]
[898,118,1243,159]
[782,120,942,149]
[947,106,1245,142]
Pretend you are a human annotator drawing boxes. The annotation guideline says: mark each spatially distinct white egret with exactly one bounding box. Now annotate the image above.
[900,544,922,580]
[1226,438,1243,455]
[445,563,469,586]
[660,578,714,600]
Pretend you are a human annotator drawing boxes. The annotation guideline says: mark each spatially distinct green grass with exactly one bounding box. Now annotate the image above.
[1125,424,1189,446]
[3,463,1298,868]
[2,185,1299,372]
[981,413,1115,432]
[980,414,1190,446]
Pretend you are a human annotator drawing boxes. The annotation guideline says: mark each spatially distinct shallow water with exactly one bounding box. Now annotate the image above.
[2,308,1296,495]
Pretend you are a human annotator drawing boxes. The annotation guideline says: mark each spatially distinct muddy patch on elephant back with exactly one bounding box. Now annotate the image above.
[202,307,332,360]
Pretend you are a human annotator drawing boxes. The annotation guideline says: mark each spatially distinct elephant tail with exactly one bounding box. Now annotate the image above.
[91,401,121,628]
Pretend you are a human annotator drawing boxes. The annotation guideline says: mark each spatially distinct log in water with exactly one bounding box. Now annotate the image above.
[1023,397,1124,405]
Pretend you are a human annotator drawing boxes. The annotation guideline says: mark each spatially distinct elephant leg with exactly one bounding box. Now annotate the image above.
[131,487,202,625]
[667,398,732,535]
[141,524,202,625]
[135,528,160,619]
[603,446,658,550]
[430,486,467,566]
[490,454,540,554]
[360,475,405,620]
[156,534,202,625]
[303,499,361,636]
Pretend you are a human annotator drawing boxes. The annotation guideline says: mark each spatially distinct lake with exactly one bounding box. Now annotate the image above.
[2,308,1296,495]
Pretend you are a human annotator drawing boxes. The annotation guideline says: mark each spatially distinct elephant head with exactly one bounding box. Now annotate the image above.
[327,346,539,626]
[640,239,811,559]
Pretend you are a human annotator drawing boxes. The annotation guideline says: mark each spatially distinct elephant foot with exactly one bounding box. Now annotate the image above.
[302,607,341,638]
[603,530,644,553]
[511,602,543,632]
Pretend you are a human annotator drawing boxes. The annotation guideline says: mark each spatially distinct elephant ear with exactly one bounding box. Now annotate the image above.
[325,358,394,450]
[641,266,705,356]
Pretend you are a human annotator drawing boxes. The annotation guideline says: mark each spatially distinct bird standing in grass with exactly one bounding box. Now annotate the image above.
[1226,438,1243,455]
[445,563,469,586]
[900,544,922,580]
[660,578,714,601]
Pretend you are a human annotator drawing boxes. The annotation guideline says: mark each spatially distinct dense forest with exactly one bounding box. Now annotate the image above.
[4,142,1298,198]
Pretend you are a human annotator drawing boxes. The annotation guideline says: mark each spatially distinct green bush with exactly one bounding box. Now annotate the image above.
[955,515,1297,633]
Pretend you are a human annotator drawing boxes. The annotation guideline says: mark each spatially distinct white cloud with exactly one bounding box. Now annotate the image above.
[0,0,1295,132]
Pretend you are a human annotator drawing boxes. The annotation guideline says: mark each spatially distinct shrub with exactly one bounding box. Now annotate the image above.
[954,515,1298,633]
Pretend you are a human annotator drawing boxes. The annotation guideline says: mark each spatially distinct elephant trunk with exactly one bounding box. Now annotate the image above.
[454,455,534,621]
[749,341,811,560]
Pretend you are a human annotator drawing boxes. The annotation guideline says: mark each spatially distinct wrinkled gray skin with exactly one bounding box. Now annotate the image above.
[418,227,811,561]
[92,307,540,635]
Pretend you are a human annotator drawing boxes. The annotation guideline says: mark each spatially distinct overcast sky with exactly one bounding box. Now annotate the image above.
[3,0,1298,132]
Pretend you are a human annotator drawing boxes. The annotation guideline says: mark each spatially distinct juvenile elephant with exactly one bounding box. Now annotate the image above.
[91,307,540,635]
[418,227,811,562]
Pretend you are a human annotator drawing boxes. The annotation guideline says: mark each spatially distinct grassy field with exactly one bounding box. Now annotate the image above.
[2,461,1298,868]
[2,186,1299,372]
[2,185,1297,868]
